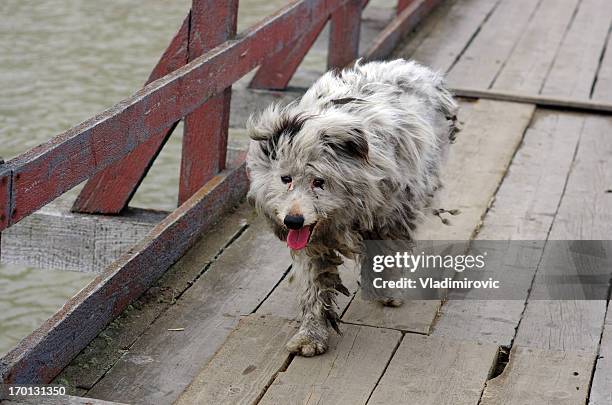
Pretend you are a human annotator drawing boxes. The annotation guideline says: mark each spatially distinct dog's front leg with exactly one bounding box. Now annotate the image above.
[286,253,347,357]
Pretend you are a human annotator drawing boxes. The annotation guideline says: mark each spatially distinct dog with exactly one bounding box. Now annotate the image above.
[245,59,458,356]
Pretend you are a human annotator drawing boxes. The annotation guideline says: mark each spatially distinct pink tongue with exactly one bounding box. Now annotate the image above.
[287,227,311,250]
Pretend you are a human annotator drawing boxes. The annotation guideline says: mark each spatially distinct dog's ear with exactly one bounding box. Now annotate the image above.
[323,127,369,161]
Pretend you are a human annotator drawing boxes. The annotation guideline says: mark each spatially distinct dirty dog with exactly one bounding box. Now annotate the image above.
[246,59,458,356]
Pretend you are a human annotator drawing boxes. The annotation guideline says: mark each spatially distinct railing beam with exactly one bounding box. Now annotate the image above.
[328,0,363,69]
[178,0,238,205]
[249,17,328,90]
[4,0,369,228]
[72,15,190,214]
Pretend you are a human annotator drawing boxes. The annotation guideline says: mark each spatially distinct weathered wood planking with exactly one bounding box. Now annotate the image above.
[342,99,534,333]
[4,395,127,405]
[446,0,541,89]
[4,0,351,227]
[85,218,292,405]
[256,260,359,320]
[53,205,254,394]
[178,0,238,205]
[72,16,189,214]
[590,302,612,405]
[452,87,612,114]
[433,111,585,346]
[514,114,612,355]
[418,99,534,241]
[492,0,581,93]
[175,315,300,405]
[541,0,612,98]
[259,324,401,405]
[397,0,500,73]
[592,28,612,102]
[0,164,247,385]
[368,334,498,405]
[2,202,165,272]
[366,0,443,62]
[480,346,593,405]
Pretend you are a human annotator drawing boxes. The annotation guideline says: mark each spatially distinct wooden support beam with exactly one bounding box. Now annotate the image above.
[249,17,328,90]
[72,16,189,214]
[0,164,11,232]
[452,87,612,114]
[397,0,415,13]
[0,163,248,384]
[178,0,238,205]
[328,0,363,69]
[5,0,349,229]
[2,201,166,272]
[366,0,442,61]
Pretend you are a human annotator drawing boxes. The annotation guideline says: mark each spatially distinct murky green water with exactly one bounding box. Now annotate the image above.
[0,0,295,356]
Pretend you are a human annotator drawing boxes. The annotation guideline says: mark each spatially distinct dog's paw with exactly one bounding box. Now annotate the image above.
[377,298,404,307]
[286,330,328,357]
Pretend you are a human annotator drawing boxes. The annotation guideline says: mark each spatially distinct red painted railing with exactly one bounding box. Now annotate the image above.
[0,0,443,385]
[0,0,439,230]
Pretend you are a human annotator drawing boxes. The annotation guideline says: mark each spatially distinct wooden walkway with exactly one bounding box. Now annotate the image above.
[48,0,612,404]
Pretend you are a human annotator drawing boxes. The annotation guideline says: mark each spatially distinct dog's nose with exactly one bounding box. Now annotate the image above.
[284,214,305,230]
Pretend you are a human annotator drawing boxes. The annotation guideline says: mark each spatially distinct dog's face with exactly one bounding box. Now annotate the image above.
[246,104,370,251]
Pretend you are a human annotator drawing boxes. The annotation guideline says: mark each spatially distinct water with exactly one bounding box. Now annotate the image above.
[0,0,294,356]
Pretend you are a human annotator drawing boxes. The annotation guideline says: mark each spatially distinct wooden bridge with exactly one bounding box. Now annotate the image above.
[2,0,612,403]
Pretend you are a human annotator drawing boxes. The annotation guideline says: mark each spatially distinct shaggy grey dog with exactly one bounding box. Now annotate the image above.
[246,59,458,356]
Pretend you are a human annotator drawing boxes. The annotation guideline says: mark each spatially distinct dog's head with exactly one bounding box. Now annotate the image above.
[246,101,374,251]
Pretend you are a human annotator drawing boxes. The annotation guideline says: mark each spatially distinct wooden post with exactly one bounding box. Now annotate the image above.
[72,16,190,214]
[178,0,238,205]
[328,0,363,70]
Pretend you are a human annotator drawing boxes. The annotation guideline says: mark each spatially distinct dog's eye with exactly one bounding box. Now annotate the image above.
[281,175,292,184]
[312,178,325,189]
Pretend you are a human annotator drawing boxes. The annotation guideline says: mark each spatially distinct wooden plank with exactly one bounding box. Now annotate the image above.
[178,0,238,205]
[328,0,362,69]
[343,295,440,333]
[397,0,500,73]
[419,99,535,241]
[590,302,612,405]
[446,0,541,89]
[249,17,328,90]
[1,202,165,272]
[480,346,593,405]
[259,324,401,405]
[85,218,292,405]
[368,334,498,405]
[541,0,612,98]
[453,87,612,114]
[0,164,248,385]
[433,111,585,346]
[256,260,359,320]
[343,99,534,332]
[366,0,442,62]
[52,205,254,394]
[492,0,581,93]
[592,28,612,102]
[514,114,612,354]
[175,315,299,405]
[4,395,127,405]
[5,0,353,227]
[72,16,189,214]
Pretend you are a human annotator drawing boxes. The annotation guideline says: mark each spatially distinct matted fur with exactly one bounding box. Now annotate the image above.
[246,59,458,356]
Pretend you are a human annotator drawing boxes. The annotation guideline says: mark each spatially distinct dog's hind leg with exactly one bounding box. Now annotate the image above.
[286,252,349,357]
